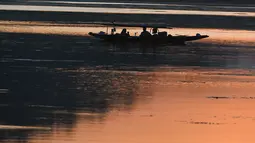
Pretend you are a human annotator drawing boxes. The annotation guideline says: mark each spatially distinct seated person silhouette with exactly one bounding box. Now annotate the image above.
[152,27,158,35]
[139,27,151,38]
[196,33,201,37]
[111,27,116,35]
[120,28,129,36]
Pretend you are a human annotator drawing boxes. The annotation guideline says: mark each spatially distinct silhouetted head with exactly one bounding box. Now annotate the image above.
[143,27,147,31]
[152,28,158,34]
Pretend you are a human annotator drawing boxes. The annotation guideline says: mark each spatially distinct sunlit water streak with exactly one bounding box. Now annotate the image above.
[0,21,255,46]
[47,0,255,8]
[15,0,255,12]
[32,0,167,6]
[0,125,51,130]
[0,4,255,17]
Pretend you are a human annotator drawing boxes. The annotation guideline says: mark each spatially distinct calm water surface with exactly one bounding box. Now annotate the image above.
[1,31,255,142]
[1,1,255,143]
[2,66,255,143]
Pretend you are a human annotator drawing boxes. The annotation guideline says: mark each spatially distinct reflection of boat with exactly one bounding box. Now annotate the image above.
[88,22,209,46]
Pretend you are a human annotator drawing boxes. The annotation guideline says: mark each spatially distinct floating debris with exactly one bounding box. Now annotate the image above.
[207,96,230,99]
[240,97,255,99]
[207,96,255,100]
[175,120,225,125]
[189,121,224,125]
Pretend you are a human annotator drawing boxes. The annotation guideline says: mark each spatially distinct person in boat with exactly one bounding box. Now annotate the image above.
[120,28,129,36]
[111,27,116,35]
[152,27,158,36]
[139,27,151,38]
[139,26,152,53]
[196,33,201,37]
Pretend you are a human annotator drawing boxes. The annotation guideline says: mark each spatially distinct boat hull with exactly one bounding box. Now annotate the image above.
[88,32,209,46]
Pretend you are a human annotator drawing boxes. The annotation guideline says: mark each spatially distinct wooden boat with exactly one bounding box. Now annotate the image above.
[88,22,209,46]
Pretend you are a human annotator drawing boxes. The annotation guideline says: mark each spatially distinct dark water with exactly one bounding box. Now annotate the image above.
[0,0,255,30]
[1,1,255,143]
[0,33,151,142]
[1,31,255,143]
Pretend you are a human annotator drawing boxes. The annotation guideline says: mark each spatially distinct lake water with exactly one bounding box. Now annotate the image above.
[1,0,255,143]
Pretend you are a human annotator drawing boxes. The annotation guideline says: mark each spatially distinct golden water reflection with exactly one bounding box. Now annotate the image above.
[0,20,255,46]
[26,67,255,143]
[32,0,167,6]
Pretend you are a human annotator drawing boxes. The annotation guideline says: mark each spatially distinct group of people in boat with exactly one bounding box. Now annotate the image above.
[115,27,164,38]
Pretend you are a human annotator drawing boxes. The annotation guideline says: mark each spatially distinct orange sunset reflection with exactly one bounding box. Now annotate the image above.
[25,68,255,143]
[1,0,255,142]
[1,20,255,46]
